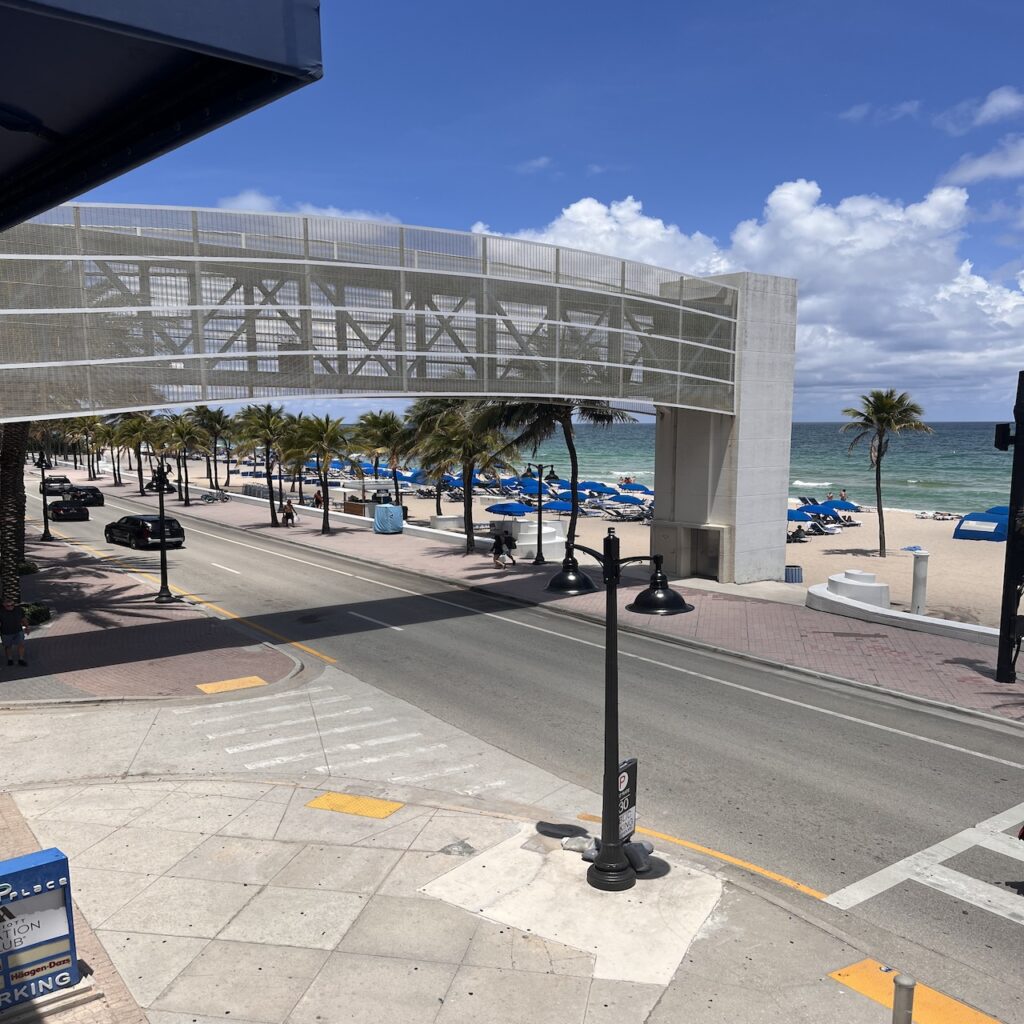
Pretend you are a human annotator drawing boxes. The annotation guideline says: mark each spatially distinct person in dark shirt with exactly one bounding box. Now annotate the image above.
[0,596,29,667]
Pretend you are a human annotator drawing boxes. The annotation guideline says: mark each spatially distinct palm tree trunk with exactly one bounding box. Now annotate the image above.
[392,466,401,505]
[0,422,29,601]
[435,482,442,516]
[875,450,885,557]
[318,459,331,534]
[277,463,285,511]
[463,460,476,553]
[135,444,145,495]
[224,443,232,486]
[560,414,581,546]
[212,435,221,489]
[264,458,279,526]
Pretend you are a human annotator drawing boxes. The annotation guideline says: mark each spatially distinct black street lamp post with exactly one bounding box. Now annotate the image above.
[153,463,175,604]
[522,463,558,565]
[37,449,53,542]
[559,528,692,891]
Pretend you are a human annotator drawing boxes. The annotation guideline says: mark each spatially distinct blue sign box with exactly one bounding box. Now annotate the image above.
[0,849,80,1010]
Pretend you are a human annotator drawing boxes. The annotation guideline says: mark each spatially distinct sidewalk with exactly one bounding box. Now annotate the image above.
[2,774,940,1024]
[78,469,1024,723]
[3,535,294,701]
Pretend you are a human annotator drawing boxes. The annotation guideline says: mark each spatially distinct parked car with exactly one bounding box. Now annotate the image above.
[39,475,71,495]
[104,515,185,549]
[48,501,89,522]
[68,485,105,506]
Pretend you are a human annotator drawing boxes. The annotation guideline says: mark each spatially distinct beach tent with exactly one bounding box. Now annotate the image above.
[542,500,574,512]
[952,513,1008,542]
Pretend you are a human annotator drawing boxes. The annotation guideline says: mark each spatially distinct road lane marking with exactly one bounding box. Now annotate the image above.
[314,741,445,772]
[349,611,403,631]
[174,685,330,715]
[830,958,1000,1023]
[196,676,267,695]
[195,693,348,725]
[578,812,826,900]
[389,763,478,784]
[76,509,1023,770]
[210,562,241,574]
[825,799,1024,923]
[239,718,400,766]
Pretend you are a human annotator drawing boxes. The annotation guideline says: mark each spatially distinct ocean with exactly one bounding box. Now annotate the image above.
[526,421,1012,514]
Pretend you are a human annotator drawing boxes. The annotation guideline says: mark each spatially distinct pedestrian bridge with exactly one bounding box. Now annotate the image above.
[0,204,797,586]
[0,204,740,421]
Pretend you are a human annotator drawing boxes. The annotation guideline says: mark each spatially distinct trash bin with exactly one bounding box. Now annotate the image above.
[784,565,803,584]
[373,504,404,534]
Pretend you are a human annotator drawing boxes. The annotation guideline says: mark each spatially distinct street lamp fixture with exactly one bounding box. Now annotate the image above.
[562,528,692,891]
[153,463,175,604]
[523,462,556,565]
[36,450,53,542]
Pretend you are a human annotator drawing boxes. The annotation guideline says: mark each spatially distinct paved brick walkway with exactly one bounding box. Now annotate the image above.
[3,536,294,702]
[70,469,1023,724]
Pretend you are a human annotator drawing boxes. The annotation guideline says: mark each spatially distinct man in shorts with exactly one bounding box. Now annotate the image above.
[1,595,29,667]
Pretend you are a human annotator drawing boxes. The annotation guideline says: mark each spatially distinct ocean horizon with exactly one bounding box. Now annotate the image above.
[525,420,1012,514]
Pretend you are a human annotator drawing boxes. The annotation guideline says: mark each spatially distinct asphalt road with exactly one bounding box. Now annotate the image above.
[24,488,1024,1014]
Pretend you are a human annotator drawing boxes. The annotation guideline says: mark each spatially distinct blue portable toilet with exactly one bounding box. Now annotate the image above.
[952,512,1008,542]
[374,504,404,534]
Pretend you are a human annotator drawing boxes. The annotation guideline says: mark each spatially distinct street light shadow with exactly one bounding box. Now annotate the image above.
[633,855,671,881]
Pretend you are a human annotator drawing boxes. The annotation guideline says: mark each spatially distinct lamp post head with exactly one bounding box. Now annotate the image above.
[546,551,598,594]
[521,467,535,479]
[626,558,693,616]
[544,468,559,483]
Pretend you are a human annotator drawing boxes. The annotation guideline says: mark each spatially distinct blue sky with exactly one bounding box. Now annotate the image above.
[83,0,1024,421]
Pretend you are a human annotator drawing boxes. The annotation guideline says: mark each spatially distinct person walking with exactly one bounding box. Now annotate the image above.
[501,529,518,566]
[1,596,29,667]
[282,499,296,527]
[490,532,507,570]
[313,489,323,509]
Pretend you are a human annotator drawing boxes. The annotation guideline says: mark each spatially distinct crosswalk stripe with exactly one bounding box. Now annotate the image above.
[225,709,378,753]
[389,763,478,784]
[313,741,445,773]
[173,685,330,715]
[206,703,366,740]
[196,694,350,726]
[916,864,1024,926]
[241,718,399,768]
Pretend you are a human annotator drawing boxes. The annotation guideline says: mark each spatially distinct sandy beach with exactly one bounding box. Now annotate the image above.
[389,493,1003,628]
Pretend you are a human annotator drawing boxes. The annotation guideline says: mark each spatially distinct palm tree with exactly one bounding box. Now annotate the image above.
[189,406,234,489]
[235,404,287,526]
[165,414,211,506]
[406,399,459,516]
[415,403,516,552]
[116,413,157,495]
[293,415,351,534]
[356,410,412,504]
[477,400,635,547]
[841,389,933,557]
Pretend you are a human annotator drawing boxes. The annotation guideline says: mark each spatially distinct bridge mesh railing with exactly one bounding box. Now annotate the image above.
[0,205,738,420]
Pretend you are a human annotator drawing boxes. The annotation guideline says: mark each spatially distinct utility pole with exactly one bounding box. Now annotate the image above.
[995,370,1024,683]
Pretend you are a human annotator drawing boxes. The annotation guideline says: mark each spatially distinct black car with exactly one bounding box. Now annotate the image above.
[104,515,185,549]
[39,475,72,495]
[69,485,105,506]
[48,501,89,522]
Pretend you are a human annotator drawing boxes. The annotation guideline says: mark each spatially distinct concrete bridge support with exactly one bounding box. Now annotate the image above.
[652,272,798,583]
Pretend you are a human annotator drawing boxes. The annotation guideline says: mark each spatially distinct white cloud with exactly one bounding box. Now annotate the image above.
[936,85,1024,134]
[498,183,1024,418]
[516,156,552,174]
[839,101,919,124]
[944,135,1024,183]
[217,189,397,221]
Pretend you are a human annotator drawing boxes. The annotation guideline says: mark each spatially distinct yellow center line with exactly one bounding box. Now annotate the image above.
[830,958,1000,1023]
[46,533,336,665]
[578,812,827,900]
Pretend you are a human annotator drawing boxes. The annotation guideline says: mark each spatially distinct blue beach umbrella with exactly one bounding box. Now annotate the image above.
[821,499,858,512]
[517,478,546,495]
[620,482,653,493]
[578,480,617,495]
[610,493,646,505]
[542,500,574,512]
[787,509,813,522]
[556,489,585,500]
[800,503,842,521]
[485,501,535,516]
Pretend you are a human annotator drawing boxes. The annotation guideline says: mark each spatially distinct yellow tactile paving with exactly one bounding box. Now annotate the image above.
[196,676,268,694]
[829,958,999,1023]
[306,792,404,818]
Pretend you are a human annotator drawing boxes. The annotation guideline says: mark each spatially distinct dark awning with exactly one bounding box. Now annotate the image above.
[0,0,322,230]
